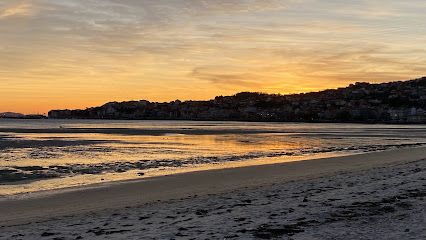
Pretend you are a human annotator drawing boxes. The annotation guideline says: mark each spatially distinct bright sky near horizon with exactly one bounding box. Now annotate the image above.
[1,0,426,114]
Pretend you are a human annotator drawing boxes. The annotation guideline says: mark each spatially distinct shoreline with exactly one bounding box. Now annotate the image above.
[1,146,425,228]
[4,117,426,125]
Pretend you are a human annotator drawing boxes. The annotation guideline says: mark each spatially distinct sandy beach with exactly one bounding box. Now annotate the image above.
[0,147,425,239]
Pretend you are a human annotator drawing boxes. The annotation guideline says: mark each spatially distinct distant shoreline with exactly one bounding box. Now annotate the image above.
[47,78,426,124]
[2,117,426,125]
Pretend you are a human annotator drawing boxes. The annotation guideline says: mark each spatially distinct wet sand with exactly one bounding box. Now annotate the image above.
[0,127,278,136]
[1,147,425,239]
[1,126,426,137]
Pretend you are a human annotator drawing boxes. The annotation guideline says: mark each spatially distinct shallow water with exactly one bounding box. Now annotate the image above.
[1,119,426,198]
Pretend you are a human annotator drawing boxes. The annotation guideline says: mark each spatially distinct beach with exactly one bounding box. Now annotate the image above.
[1,146,425,239]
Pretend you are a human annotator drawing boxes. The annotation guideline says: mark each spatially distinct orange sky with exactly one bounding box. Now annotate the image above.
[1,0,426,114]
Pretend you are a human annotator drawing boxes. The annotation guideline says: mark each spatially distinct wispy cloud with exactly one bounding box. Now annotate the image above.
[190,66,264,89]
[0,0,34,19]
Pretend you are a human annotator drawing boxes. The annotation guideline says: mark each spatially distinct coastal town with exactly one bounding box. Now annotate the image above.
[47,77,426,123]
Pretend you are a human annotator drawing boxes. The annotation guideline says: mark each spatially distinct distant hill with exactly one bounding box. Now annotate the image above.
[0,112,46,119]
[49,77,426,123]
[0,112,25,118]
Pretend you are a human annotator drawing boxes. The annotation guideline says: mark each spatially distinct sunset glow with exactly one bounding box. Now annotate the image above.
[1,0,426,114]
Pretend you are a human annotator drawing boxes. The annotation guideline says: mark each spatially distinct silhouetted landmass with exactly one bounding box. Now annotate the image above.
[0,112,46,119]
[49,77,426,123]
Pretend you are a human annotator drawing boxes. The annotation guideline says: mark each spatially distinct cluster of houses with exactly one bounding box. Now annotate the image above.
[49,77,426,123]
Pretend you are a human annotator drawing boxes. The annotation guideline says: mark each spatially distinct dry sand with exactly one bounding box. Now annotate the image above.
[1,147,425,239]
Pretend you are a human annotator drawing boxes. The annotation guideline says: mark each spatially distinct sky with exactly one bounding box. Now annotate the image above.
[1,0,426,114]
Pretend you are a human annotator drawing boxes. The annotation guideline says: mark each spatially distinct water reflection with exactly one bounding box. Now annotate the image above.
[1,120,426,197]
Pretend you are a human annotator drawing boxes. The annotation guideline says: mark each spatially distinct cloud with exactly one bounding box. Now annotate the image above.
[334,0,426,19]
[190,67,264,89]
[182,0,287,14]
[0,0,34,19]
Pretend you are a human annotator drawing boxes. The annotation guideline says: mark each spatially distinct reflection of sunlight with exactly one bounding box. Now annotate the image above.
[1,122,426,197]
[0,151,350,197]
